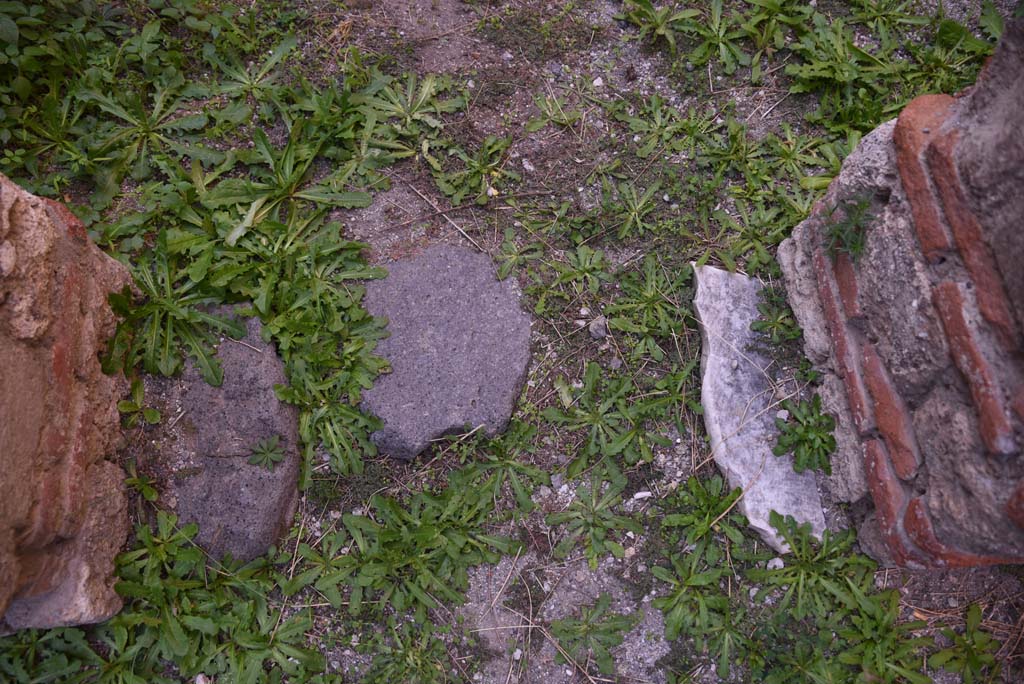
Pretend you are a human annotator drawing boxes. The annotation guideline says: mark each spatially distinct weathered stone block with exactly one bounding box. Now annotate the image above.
[361,245,532,460]
[0,175,130,630]
[151,313,302,563]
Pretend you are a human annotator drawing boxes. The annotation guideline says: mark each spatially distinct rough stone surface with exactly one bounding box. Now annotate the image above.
[0,174,130,630]
[361,245,532,460]
[777,19,1024,567]
[152,313,301,563]
[461,548,671,684]
[694,264,825,552]
[952,20,1024,334]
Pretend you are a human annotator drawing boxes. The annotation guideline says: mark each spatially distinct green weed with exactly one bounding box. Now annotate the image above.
[688,0,751,75]
[617,0,699,54]
[117,378,162,428]
[662,474,746,548]
[606,255,692,361]
[929,604,1001,683]
[314,468,519,620]
[748,512,874,620]
[248,435,286,471]
[361,618,457,684]
[546,476,643,569]
[544,363,664,476]
[826,192,874,261]
[751,286,802,345]
[550,593,639,676]
[434,135,518,206]
[526,92,583,132]
[773,395,837,475]
[652,540,728,642]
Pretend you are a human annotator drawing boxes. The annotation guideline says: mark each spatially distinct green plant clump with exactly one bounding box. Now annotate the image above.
[550,593,639,676]
[773,394,837,474]
[248,435,285,471]
[826,193,875,261]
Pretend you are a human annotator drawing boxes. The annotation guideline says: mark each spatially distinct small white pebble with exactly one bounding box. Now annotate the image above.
[592,76,603,87]
[195,676,211,684]
[767,557,785,570]
[625,547,636,558]
[512,648,523,661]
[633,491,653,500]
[776,409,790,421]
[522,159,535,173]
[579,307,591,317]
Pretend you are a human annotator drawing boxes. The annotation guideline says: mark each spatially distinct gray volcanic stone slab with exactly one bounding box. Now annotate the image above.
[166,313,300,563]
[362,245,532,460]
[694,265,825,552]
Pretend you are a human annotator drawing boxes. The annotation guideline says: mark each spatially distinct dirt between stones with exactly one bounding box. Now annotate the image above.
[329,1,1024,681]
[110,0,1024,681]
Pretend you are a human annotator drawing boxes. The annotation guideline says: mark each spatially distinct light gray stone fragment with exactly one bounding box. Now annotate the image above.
[362,245,532,460]
[694,265,826,552]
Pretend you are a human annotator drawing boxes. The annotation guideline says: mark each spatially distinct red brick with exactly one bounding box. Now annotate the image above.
[926,130,1020,349]
[833,252,862,319]
[893,94,955,261]
[861,342,921,480]
[1007,483,1024,530]
[863,440,927,566]
[814,248,874,432]
[905,497,1024,567]
[864,440,908,532]
[932,281,1015,454]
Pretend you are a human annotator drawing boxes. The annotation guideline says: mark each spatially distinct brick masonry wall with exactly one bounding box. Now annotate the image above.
[779,20,1024,568]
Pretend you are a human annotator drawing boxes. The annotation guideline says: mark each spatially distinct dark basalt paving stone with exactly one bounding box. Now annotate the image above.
[165,313,301,563]
[362,245,532,460]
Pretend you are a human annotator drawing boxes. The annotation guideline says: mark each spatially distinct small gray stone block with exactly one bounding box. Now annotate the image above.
[171,314,300,563]
[693,264,826,552]
[362,245,532,460]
